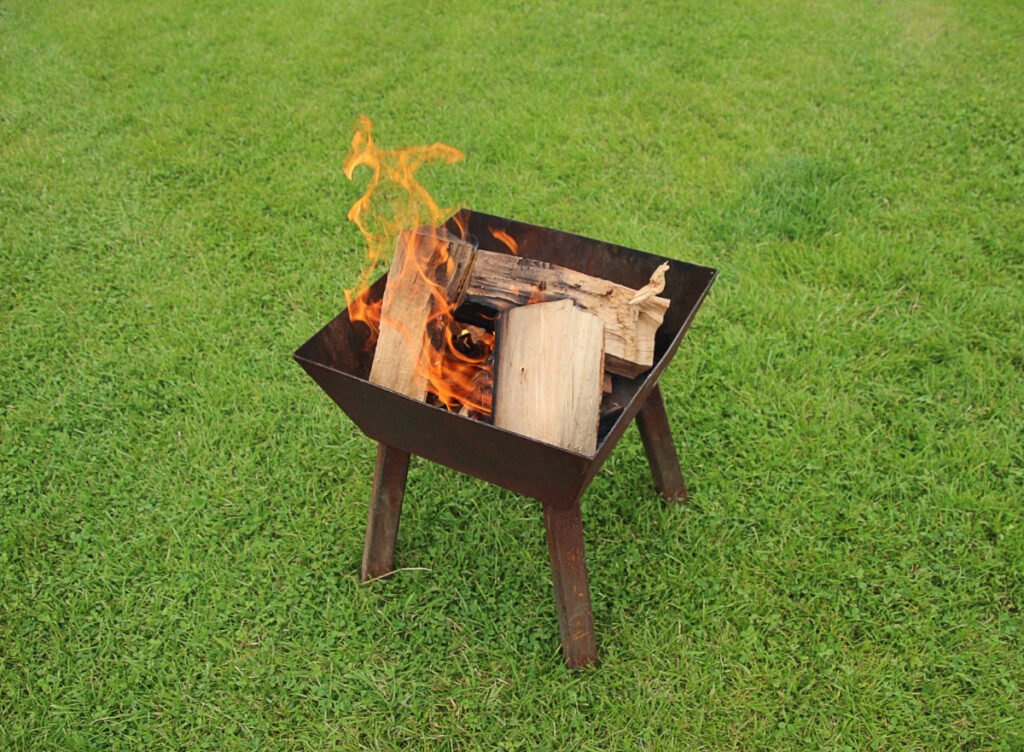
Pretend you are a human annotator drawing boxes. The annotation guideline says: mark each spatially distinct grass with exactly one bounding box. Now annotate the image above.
[2,0,1022,748]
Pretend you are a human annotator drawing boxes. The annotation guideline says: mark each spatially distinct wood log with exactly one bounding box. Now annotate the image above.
[465,250,670,378]
[493,300,605,454]
[369,228,476,399]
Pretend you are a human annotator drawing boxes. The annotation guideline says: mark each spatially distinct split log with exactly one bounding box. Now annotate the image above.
[465,250,670,378]
[369,228,476,399]
[493,300,605,454]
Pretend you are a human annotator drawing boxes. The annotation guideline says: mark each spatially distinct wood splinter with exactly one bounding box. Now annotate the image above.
[629,262,669,305]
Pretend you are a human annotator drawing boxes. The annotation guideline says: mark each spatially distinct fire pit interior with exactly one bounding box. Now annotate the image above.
[295,209,717,667]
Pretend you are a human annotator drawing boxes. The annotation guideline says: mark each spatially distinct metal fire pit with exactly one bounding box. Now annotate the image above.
[294,209,717,667]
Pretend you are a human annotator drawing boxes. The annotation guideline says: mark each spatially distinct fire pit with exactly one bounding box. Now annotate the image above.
[294,209,717,667]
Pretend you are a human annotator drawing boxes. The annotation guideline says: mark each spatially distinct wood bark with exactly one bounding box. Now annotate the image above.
[465,250,670,378]
[369,228,476,399]
[493,299,605,454]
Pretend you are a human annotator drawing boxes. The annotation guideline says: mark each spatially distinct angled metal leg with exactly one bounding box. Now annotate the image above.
[361,443,411,581]
[543,501,598,668]
[635,384,689,502]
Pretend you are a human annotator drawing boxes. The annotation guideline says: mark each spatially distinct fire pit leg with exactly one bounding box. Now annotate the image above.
[543,501,598,668]
[635,384,689,502]
[361,443,411,581]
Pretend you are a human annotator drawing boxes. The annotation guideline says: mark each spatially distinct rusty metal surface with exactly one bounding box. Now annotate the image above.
[543,501,598,668]
[635,384,689,501]
[294,209,716,508]
[361,444,411,581]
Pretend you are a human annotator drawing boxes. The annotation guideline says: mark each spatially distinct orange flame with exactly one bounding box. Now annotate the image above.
[343,115,464,310]
[343,118,493,417]
[491,227,519,255]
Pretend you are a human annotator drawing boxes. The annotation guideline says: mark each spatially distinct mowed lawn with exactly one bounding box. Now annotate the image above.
[2,0,1023,748]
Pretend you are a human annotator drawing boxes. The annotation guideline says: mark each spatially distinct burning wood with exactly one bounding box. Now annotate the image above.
[435,319,494,418]
[369,227,476,400]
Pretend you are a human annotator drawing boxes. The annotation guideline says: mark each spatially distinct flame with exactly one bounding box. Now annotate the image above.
[491,227,519,255]
[343,115,464,309]
[450,211,470,246]
[432,322,494,414]
[348,294,382,342]
[343,118,494,417]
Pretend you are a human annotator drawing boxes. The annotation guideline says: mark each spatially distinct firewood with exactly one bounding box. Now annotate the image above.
[465,250,670,378]
[369,228,476,399]
[493,300,605,454]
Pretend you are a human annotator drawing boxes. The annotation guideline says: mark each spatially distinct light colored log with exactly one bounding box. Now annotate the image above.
[465,250,670,378]
[493,300,605,454]
[369,228,476,399]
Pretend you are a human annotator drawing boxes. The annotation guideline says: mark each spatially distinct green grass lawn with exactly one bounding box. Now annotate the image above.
[3,0,1023,748]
